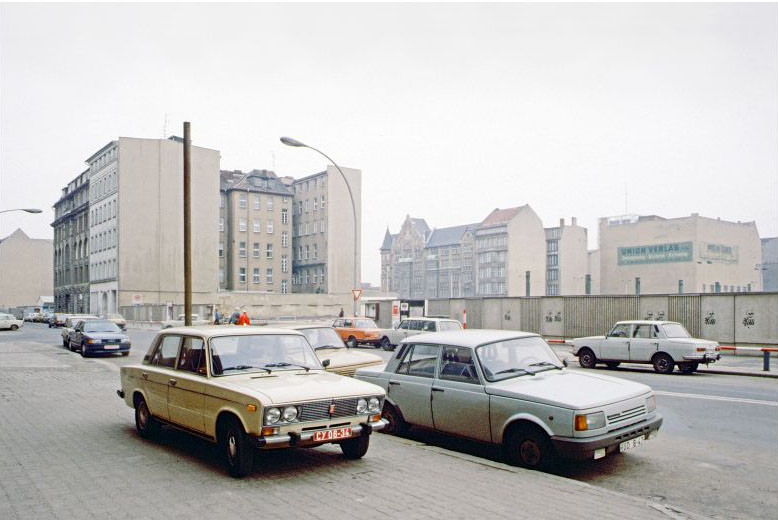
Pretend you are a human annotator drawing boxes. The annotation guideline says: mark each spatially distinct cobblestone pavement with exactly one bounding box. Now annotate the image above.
[0,336,706,520]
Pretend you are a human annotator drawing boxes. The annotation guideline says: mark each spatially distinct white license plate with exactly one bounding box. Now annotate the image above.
[312,427,353,442]
[103,345,119,350]
[619,436,645,453]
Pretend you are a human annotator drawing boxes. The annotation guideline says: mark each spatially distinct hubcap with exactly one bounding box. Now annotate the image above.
[138,404,148,428]
[520,440,541,466]
[658,359,668,370]
[228,433,237,461]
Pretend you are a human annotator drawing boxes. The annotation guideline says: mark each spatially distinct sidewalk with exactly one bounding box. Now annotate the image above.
[551,344,778,378]
[0,339,704,520]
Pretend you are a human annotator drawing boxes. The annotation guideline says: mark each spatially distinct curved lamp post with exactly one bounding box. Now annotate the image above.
[0,208,42,215]
[280,137,359,316]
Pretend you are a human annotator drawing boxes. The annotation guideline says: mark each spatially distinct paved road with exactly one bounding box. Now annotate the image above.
[3,325,776,519]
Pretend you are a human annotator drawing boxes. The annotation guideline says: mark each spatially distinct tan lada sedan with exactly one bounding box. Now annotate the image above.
[117,326,387,477]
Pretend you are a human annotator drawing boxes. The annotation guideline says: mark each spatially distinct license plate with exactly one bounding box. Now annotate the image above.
[104,345,119,350]
[312,427,353,442]
[619,436,645,453]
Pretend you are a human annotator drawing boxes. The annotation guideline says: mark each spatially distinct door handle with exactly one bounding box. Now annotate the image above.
[141,372,148,380]
[431,387,444,392]
[168,378,177,386]
[388,381,400,386]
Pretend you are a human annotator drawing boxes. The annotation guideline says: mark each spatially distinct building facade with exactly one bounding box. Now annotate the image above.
[544,217,588,296]
[760,237,777,292]
[219,170,293,294]
[597,213,763,295]
[380,216,430,299]
[291,166,362,295]
[52,170,90,312]
[0,229,53,309]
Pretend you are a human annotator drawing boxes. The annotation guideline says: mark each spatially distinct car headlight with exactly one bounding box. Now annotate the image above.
[645,395,657,413]
[86,339,99,344]
[282,406,299,422]
[357,398,368,414]
[574,411,606,431]
[265,407,281,424]
[368,397,381,412]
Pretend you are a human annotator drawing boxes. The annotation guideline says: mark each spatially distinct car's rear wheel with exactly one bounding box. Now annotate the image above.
[605,361,621,369]
[381,402,407,435]
[219,416,253,478]
[340,435,370,459]
[121,351,130,357]
[380,337,393,351]
[347,336,358,348]
[135,397,160,439]
[10,324,18,330]
[578,348,597,369]
[62,337,68,348]
[504,424,554,470]
[678,362,698,374]
[652,353,675,374]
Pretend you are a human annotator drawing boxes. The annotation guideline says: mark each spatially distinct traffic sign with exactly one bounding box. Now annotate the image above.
[352,289,363,301]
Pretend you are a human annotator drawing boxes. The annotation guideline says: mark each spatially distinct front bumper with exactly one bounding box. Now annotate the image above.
[83,343,131,355]
[551,414,663,461]
[682,353,720,363]
[251,418,387,449]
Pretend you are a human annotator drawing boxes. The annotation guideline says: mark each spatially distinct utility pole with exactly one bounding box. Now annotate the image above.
[183,122,192,326]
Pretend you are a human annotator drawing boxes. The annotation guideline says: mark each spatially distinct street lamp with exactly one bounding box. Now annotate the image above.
[280,137,359,316]
[0,208,42,215]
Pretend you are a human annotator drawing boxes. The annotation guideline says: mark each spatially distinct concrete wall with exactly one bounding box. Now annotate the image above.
[0,229,53,307]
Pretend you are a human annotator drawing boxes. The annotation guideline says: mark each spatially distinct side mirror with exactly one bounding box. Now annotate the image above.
[321,359,331,368]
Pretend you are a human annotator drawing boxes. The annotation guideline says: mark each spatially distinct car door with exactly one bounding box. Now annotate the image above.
[387,343,440,429]
[143,334,182,421]
[167,336,207,432]
[629,323,659,362]
[69,321,84,347]
[431,345,491,442]
[600,323,631,360]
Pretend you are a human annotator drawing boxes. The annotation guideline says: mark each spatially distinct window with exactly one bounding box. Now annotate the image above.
[239,193,247,209]
[312,270,318,284]
[266,268,273,284]
[421,320,437,332]
[219,269,225,283]
[239,267,246,283]
[253,219,260,233]
[267,221,274,234]
[632,324,651,338]
[150,335,180,368]
[253,268,260,283]
[608,324,630,338]
[281,231,288,247]
[397,344,440,378]
[177,337,205,375]
[218,243,224,257]
[253,242,260,257]
[313,244,318,259]
[266,243,273,259]
[320,195,326,208]
[220,196,225,209]
[282,255,288,273]
[239,241,246,257]
[281,280,288,294]
[440,346,479,384]
[267,198,274,211]
[305,245,310,260]
[313,198,318,211]
[254,195,261,210]
[281,208,288,224]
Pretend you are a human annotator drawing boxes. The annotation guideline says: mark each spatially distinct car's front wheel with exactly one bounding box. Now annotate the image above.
[346,336,358,348]
[380,337,393,351]
[652,353,675,374]
[380,402,407,435]
[219,416,254,478]
[504,424,554,470]
[578,348,597,369]
[10,324,18,331]
[135,397,160,439]
[80,342,89,357]
[340,435,370,459]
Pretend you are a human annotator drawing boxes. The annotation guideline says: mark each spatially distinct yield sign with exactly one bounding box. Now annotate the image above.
[352,289,363,301]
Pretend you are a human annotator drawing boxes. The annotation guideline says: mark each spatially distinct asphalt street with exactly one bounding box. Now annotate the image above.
[2,324,777,519]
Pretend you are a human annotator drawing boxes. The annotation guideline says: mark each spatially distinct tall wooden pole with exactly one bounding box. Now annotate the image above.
[183,122,192,326]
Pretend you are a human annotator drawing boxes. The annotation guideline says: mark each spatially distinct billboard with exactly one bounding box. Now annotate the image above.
[617,241,693,265]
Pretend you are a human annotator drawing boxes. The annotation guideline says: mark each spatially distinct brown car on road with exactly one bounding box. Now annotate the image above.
[333,318,382,348]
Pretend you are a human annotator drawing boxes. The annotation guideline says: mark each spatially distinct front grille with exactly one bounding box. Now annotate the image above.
[298,398,358,422]
[607,405,646,425]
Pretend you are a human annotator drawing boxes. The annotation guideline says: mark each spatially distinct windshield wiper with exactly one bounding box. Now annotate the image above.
[495,368,533,376]
[264,362,311,372]
[221,365,271,374]
[314,345,343,350]
[527,361,562,371]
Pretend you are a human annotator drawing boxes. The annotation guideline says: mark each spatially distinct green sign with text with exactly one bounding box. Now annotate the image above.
[618,241,693,265]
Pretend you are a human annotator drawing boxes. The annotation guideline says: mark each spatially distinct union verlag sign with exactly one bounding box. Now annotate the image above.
[617,241,693,265]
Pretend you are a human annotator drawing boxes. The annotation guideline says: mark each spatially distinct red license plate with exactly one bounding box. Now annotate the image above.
[312,427,353,442]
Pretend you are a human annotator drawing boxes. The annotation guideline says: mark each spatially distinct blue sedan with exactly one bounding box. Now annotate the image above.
[68,319,131,357]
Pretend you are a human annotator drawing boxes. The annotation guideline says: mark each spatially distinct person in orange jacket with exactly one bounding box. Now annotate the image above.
[237,310,251,326]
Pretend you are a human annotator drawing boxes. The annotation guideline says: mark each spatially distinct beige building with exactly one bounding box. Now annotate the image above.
[0,229,53,308]
[544,218,588,296]
[292,166,362,295]
[219,170,293,294]
[84,137,220,314]
[598,213,763,295]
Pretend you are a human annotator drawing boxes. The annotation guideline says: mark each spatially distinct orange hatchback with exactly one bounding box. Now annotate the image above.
[333,317,382,348]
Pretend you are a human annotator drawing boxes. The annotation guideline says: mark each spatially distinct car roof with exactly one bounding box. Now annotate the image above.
[275,322,335,330]
[400,329,539,348]
[158,325,306,338]
[615,320,680,326]
[401,317,459,322]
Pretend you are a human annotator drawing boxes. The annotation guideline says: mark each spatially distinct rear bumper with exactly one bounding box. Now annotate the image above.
[551,414,663,461]
[682,353,720,363]
[251,419,387,449]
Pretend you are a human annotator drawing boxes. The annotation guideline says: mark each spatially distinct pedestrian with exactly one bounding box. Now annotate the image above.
[229,308,240,324]
[338,307,344,318]
[237,310,251,326]
[213,309,222,325]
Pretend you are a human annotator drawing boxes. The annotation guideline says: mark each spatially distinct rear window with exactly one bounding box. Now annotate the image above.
[438,321,462,332]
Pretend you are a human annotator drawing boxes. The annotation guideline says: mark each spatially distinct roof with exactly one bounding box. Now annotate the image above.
[411,218,431,236]
[220,169,294,196]
[380,229,395,250]
[426,223,477,248]
[158,326,306,338]
[615,320,680,326]
[399,329,538,348]
[480,206,527,227]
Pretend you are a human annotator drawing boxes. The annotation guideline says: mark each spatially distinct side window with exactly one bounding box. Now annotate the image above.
[398,321,409,330]
[150,335,181,368]
[421,321,436,332]
[609,324,629,338]
[396,344,440,378]
[408,320,422,331]
[633,325,650,338]
[439,346,479,384]
[344,319,353,328]
[177,337,206,375]
[333,320,342,328]
[652,325,660,338]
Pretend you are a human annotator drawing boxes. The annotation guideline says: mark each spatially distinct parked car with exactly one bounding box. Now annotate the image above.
[68,319,131,357]
[24,313,36,322]
[102,313,127,330]
[377,317,463,351]
[355,329,661,469]
[281,323,384,377]
[51,313,72,328]
[0,313,24,331]
[61,315,99,346]
[570,320,720,374]
[161,314,211,329]
[117,326,387,477]
[332,317,383,347]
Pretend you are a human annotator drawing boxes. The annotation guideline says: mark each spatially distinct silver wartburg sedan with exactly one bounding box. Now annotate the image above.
[118,326,387,477]
[355,329,662,469]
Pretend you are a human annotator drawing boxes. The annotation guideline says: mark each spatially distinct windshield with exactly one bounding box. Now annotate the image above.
[210,334,321,376]
[663,323,691,338]
[355,319,377,328]
[83,321,122,333]
[476,336,563,382]
[300,327,345,349]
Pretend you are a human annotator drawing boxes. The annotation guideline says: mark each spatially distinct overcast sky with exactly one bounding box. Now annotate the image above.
[1,2,776,285]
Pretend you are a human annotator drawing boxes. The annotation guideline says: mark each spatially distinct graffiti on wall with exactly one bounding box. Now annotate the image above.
[742,311,755,328]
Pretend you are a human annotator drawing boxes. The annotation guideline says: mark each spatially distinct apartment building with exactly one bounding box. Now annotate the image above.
[424,224,478,298]
[219,169,293,294]
[52,169,90,312]
[380,216,430,299]
[0,229,53,309]
[544,218,588,296]
[291,166,362,295]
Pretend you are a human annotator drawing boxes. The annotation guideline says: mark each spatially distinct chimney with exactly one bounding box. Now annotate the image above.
[560,218,565,227]
[571,217,577,226]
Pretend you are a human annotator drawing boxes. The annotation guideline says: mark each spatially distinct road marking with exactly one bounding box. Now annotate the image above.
[655,390,778,407]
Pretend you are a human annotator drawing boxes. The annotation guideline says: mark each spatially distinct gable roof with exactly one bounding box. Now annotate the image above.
[380,229,395,250]
[426,223,478,248]
[410,218,431,236]
[480,205,527,228]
